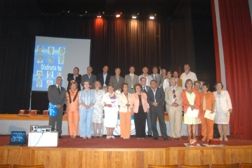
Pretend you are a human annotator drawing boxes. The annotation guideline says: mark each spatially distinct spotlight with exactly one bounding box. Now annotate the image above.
[116,14,121,18]
[149,15,155,20]
[97,13,102,18]
[132,15,137,19]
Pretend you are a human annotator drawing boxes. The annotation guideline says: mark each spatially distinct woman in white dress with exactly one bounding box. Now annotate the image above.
[102,85,119,139]
[182,79,201,145]
[92,81,105,137]
[214,82,232,141]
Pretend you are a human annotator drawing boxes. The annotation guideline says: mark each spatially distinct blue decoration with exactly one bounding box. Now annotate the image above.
[48,103,58,117]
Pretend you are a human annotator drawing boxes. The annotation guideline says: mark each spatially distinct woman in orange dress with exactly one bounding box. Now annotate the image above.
[66,80,79,138]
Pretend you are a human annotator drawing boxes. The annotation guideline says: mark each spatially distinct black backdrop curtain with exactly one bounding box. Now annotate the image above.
[0,0,215,113]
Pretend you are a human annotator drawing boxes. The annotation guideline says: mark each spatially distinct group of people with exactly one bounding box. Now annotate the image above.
[48,64,232,145]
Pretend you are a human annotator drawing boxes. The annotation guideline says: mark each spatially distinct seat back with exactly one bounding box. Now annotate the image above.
[0,164,11,168]
[211,164,239,168]
[148,165,178,168]
[13,165,44,168]
[181,165,209,168]
[240,163,252,168]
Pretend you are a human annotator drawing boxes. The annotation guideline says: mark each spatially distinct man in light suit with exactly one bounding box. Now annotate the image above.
[147,80,168,140]
[165,78,183,139]
[109,67,124,92]
[48,76,66,137]
[97,65,111,88]
[125,66,139,93]
[140,77,152,137]
[82,66,96,89]
[151,66,162,86]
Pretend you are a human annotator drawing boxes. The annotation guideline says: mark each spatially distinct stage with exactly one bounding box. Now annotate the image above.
[0,136,252,168]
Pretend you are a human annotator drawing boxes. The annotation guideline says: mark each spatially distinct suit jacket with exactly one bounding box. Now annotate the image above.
[48,85,66,106]
[151,73,162,86]
[141,85,151,94]
[130,92,149,113]
[147,87,165,112]
[82,74,97,88]
[124,74,139,93]
[109,75,124,91]
[165,86,183,111]
[67,73,82,90]
[97,73,111,87]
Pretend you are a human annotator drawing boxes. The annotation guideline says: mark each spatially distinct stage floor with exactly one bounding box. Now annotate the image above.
[1,136,252,168]
[1,135,252,148]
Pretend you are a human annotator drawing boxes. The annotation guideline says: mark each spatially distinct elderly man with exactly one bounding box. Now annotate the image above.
[180,64,197,89]
[48,76,66,138]
[165,78,183,139]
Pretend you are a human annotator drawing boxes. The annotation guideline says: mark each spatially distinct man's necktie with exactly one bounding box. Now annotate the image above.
[58,86,61,94]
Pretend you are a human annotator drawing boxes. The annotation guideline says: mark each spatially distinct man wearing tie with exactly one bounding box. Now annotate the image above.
[147,80,168,140]
[140,77,152,137]
[48,76,66,138]
[125,66,139,93]
[97,65,111,88]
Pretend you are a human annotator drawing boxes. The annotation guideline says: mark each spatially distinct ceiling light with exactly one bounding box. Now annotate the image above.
[116,14,121,18]
[149,15,155,20]
[132,15,137,19]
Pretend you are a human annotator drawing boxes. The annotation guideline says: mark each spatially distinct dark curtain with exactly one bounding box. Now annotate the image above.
[0,0,215,113]
[89,17,171,75]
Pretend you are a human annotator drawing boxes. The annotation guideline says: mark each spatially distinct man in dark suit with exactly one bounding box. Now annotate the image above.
[82,66,97,89]
[97,65,111,88]
[48,76,66,137]
[109,67,124,91]
[140,76,152,137]
[147,80,168,140]
[67,67,82,90]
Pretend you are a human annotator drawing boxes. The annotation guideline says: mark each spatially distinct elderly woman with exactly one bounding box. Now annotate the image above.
[130,84,149,138]
[214,82,232,141]
[102,85,119,139]
[182,79,201,145]
[92,81,105,137]
[118,83,133,139]
[79,81,96,139]
[200,83,215,142]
